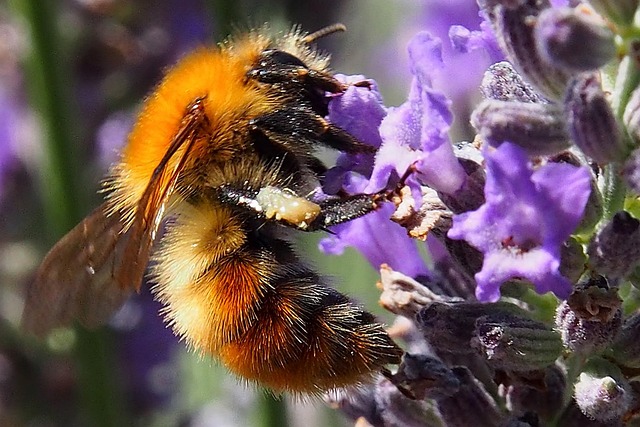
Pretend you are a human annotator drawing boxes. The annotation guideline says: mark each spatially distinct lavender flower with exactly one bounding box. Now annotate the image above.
[326,0,640,425]
[471,99,570,156]
[370,32,466,196]
[447,142,591,302]
[321,32,472,277]
[564,73,627,164]
[479,61,546,103]
[449,19,503,64]
[409,0,502,103]
[587,211,640,277]
[479,0,572,100]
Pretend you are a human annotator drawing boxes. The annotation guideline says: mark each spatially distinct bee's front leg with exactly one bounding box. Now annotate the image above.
[212,184,388,231]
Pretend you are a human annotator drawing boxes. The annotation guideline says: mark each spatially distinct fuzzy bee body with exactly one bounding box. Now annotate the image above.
[23,26,402,394]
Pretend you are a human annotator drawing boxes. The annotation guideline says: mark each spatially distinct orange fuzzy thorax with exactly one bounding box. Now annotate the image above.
[107,36,276,227]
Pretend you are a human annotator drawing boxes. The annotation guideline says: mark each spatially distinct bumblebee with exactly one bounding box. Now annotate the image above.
[22,25,403,394]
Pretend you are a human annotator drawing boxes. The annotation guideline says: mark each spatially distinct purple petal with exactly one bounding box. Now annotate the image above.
[449,20,504,63]
[324,75,387,194]
[448,143,591,301]
[328,75,387,148]
[319,203,429,278]
[369,32,466,195]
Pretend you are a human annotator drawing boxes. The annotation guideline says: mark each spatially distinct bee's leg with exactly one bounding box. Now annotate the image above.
[213,184,386,231]
[251,108,376,154]
[306,193,384,231]
[248,58,345,93]
[249,52,372,94]
[306,156,328,178]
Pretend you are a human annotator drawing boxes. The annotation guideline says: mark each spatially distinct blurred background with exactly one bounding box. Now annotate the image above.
[0,0,490,426]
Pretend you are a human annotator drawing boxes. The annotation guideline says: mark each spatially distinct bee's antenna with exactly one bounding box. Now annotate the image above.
[302,23,347,44]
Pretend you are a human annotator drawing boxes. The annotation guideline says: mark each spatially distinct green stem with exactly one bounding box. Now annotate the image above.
[9,1,127,426]
[257,393,289,427]
[550,354,586,427]
[10,0,82,233]
[74,329,127,427]
[602,12,640,223]
[601,163,626,220]
[612,6,640,119]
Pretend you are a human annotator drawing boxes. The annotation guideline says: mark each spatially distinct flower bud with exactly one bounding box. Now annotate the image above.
[472,99,570,156]
[564,73,627,164]
[500,416,538,427]
[378,264,450,318]
[557,402,624,427]
[559,237,587,284]
[587,211,640,277]
[587,0,639,27]
[374,378,444,427]
[479,0,571,100]
[417,301,528,354]
[610,311,640,368]
[429,216,485,282]
[503,366,565,422]
[427,236,477,300]
[437,367,503,427]
[574,358,632,423]
[325,387,380,425]
[438,157,486,214]
[555,277,622,354]
[472,313,563,372]
[535,7,615,72]
[389,353,460,400]
[479,0,529,9]
[480,61,546,103]
[328,376,444,426]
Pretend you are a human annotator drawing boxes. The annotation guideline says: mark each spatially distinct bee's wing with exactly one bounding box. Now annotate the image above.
[114,97,207,292]
[22,98,208,337]
[22,203,131,336]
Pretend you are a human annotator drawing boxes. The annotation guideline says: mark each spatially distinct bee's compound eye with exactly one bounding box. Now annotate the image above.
[261,49,307,68]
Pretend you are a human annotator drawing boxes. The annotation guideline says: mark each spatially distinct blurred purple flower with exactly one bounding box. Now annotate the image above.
[167,0,212,57]
[550,0,573,6]
[420,0,499,101]
[448,142,591,302]
[0,90,19,199]
[97,111,135,167]
[113,288,179,413]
